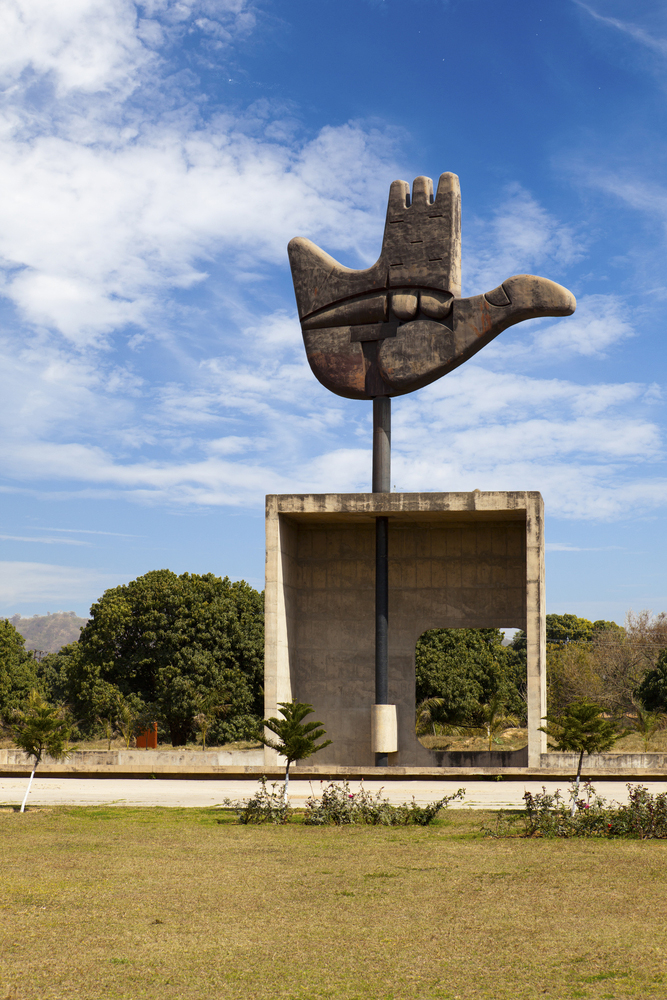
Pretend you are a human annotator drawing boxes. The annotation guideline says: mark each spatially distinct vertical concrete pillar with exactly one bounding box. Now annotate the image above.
[264,498,295,767]
[525,497,546,767]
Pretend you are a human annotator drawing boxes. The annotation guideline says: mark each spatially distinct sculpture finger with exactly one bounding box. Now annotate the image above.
[287,237,386,321]
[411,176,434,205]
[380,172,461,296]
[386,179,411,216]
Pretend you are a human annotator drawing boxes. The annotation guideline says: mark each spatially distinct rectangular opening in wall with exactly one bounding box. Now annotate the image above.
[415,626,528,759]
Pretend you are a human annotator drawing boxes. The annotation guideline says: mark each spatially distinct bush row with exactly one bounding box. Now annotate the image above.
[223,778,465,826]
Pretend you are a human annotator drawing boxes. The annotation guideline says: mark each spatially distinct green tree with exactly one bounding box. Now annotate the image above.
[512,614,622,651]
[416,696,460,737]
[7,691,75,812]
[0,619,40,716]
[539,699,619,813]
[623,702,667,752]
[635,648,667,713]
[468,692,521,751]
[417,690,519,750]
[546,640,605,715]
[37,641,85,712]
[260,701,332,801]
[415,628,525,727]
[56,570,263,746]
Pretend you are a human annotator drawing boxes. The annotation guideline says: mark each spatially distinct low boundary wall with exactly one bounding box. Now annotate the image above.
[2,748,667,780]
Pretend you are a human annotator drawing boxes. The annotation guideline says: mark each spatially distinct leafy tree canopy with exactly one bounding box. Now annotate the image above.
[48,570,264,746]
[635,648,667,713]
[512,613,622,651]
[415,628,524,725]
[539,698,619,806]
[0,618,40,717]
[7,689,75,812]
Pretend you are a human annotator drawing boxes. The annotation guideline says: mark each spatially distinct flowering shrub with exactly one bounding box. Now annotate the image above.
[485,781,667,839]
[223,776,292,824]
[303,780,464,826]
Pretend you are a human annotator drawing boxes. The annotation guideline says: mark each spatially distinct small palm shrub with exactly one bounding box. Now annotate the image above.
[259,701,332,802]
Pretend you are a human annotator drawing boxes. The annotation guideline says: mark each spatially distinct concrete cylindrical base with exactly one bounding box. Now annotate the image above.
[371,704,398,754]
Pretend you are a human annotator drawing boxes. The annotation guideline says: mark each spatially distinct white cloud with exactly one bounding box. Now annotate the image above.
[0,534,89,545]
[585,173,667,241]
[0,0,664,536]
[0,560,123,607]
[545,542,622,552]
[0,0,257,97]
[387,364,665,519]
[0,0,152,96]
[481,293,636,365]
[0,117,399,344]
[525,294,634,358]
[36,527,139,536]
[463,184,584,295]
[0,0,401,345]
[0,340,661,520]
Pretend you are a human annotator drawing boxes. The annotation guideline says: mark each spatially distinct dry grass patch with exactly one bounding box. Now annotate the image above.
[0,807,666,999]
[419,728,528,752]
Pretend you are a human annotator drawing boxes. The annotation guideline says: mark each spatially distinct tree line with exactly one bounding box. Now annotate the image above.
[3,570,667,748]
[1,570,264,747]
[414,612,667,743]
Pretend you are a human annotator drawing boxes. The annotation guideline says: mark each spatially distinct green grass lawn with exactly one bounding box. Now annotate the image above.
[1,806,666,1000]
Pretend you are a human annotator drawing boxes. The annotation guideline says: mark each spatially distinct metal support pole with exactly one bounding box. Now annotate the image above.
[372,397,391,493]
[373,397,390,766]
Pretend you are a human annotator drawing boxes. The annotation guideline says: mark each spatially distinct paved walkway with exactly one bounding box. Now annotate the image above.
[2,776,666,810]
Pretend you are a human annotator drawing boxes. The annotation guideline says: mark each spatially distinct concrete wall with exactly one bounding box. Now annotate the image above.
[265,492,546,769]
[0,747,265,774]
[543,753,667,771]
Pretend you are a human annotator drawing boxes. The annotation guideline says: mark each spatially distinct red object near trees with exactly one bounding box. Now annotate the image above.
[136,722,157,749]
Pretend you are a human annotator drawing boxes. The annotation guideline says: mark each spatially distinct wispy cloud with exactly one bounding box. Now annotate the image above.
[545,542,623,552]
[464,184,584,295]
[575,2,667,58]
[0,561,124,608]
[483,294,636,363]
[33,527,140,537]
[0,534,90,546]
[583,173,667,240]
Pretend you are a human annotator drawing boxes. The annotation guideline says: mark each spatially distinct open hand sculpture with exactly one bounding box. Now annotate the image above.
[288,173,575,399]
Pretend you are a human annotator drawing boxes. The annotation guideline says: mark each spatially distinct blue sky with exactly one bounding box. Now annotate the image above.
[1,0,666,624]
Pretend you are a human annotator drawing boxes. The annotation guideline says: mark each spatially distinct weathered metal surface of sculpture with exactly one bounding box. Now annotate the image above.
[288,173,576,399]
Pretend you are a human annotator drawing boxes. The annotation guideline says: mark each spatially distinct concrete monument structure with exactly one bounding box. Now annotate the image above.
[265,173,576,770]
[265,491,545,768]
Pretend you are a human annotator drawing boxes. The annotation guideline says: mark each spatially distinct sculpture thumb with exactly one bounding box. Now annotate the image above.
[376,275,576,393]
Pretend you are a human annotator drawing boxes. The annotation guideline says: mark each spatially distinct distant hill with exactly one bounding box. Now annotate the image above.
[9,612,89,654]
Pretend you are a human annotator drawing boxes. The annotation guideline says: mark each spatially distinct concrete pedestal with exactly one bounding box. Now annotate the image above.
[264,492,546,769]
